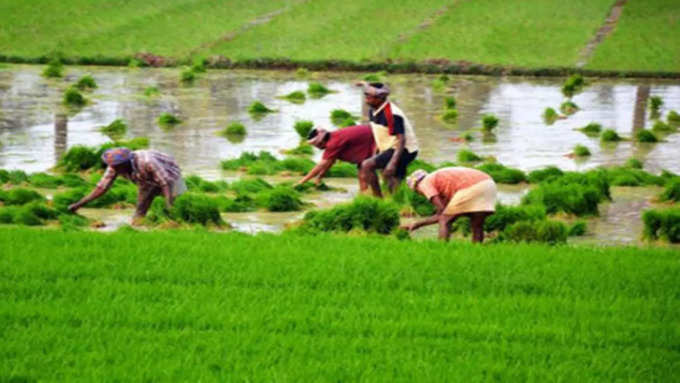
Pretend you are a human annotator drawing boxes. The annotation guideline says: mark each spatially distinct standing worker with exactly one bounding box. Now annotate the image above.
[402,167,497,242]
[295,125,375,191]
[358,81,419,197]
[68,148,186,223]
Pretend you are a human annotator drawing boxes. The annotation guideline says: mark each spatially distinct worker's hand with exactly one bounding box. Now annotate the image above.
[383,164,396,177]
[314,177,322,186]
[399,223,415,232]
[67,203,80,213]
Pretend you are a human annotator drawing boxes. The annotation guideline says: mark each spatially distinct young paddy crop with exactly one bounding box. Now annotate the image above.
[0,228,678,381]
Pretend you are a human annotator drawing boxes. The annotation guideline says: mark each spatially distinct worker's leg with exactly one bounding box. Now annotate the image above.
[468,211,493,243]
[359,158,382,197]
[438,214,458,241]
[135,186,161,218]
[389,150,418,193]
[356,164,369,193]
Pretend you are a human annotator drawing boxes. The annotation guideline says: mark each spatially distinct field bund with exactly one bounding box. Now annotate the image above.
[1,227,678,381]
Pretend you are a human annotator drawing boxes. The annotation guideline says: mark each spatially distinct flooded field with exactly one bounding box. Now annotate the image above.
[1,65,678,243]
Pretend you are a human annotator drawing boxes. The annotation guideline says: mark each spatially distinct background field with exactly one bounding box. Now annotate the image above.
[1,228,679,381]
[0,0,678,72]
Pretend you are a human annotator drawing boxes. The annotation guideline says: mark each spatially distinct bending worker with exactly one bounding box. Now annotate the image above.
[295,125,375,190]
[359,81,419,197]
[68,148,186,222]
[402,167,497,242]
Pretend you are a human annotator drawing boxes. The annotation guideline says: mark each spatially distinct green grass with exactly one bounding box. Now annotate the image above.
[0,227,678,381]
[587,0,680,72]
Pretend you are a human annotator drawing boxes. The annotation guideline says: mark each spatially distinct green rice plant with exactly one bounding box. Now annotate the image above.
[635,129,658,143]
[652,120,674,133]
[363,71,387,82]
[27,172,63,188]
[484,204,547,232]
[13,208,44,226]
[191,60,206,73]
[668,110,680,124]
[578,122,602,136]
[457,149,482,163]
[391,184,436,217]
[221,152,264,171]
[476,163,526,184]
[441,108,458,123]
[527,166,563,184]
[340,117,357,128]
[327,162,359,178]
[300,196,400,234]
[600,129,622,142]
[185,175,228,193]
[0,169,8,184]
[560,101,579,115]
[279,157,315,174]
[561,74,585,98]
[330,109,354,126]
[63,86,86,106]
[444,96,456,109]
[180,68,196,83]
[248,101,275,115]
[522,181,602,216]
[143,86,160,97]
[573,144,591,157]
[642,208,680,243]
[75,75,97,90]
[229,177,272,195]
[256,186,303,212]
[542,107,560,125]
[568,220,587,236]
[100,119,127,139]
[3,170,28,185]
[406,159,438,174]
[501,220,568,244]
[170,193,224,225]
[42,58,63,78]
[0,206,19,224]
[216,194,256,213]
[307,82,332,97]
[659,178,680,203]
[280,90,306,104]
[284,143,314,156]
[23,202,58,220]
[58,145,99,171]
[649,96,663,116]
[296,67,309,77]
[625,158,643,169]
[158,113,181,126]
[293,120,314,139]
[0,188,45,206]
[219,122,247,138]
[58,213,89,230]
[481,114,499,132]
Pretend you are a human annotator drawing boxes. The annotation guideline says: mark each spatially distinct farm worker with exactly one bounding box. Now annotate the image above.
[295,125,376,191]
[68,148,186,223]
[358,81,419,197]
[401,167,497,242]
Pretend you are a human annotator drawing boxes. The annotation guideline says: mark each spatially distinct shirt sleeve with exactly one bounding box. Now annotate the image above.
[391,115,405,135]
[95,166,117,192]
[418,175,439,200]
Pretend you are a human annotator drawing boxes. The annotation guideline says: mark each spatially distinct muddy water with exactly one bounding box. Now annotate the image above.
[1,65,679,243]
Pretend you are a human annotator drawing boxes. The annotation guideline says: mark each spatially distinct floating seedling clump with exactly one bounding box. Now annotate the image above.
[668,110,680,124]
[63,86,86,106]
[248,101,275,115]
[293,120,314,139]
[642,208,680,243]
[561,74,585,98]
[158,113,181,127]
[542,107,562,125]
[284,143,314,156]
[220,122,246,137]
[457,149,482,163]
[636,129,658,143]
[27,172,63,189]
[280,90,306,104]
[625,158,643,169]
[652,120,674,133]
[171,193,224,225]
[256,186,303,212]
[0,188,44,206]
[441,109,458,123]
[649,96,663,118]
[75,75,97,90]
[522,171,609,216]
[180,68,196,83]
[444,96,456,110]
[144,86,160,97]
[100,119,127,139]
[330,109,354,126]
[660,178,680,203]
[42,58,63,78]
[578,122,602,136]
[573,144,591,157]
[307,82,332,97]
[600,129,622,142]
[567,221,587,237]
[481,114,499,132]
[560,101,579,115]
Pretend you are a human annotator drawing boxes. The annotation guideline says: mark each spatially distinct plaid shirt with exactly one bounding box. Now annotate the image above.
[95,150,181,192]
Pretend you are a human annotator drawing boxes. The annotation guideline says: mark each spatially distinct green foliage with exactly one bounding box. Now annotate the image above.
[217,195,256,213]
[481,114,499,132]
[668,110,680,124]
[248,101,274,114]
[642,208,680,243]
[284,143,314,156]
[625,158,643,169]
[327,162,358,178]
[444,96,456,109]
[441,109,458,123]
[3,170,28,185]
[158,113,181,126]
[185,175,228,193]
[501,220,568,244]
[180,68,196,83]
[457,149,482,163]
[75,75,97,90]
[23,202,58,220]
[561,74,584,97]
[600,129,621,142]
[42,58,63,78]
[649,96,663,113]
[635,129,658,143]
[568,220,587,236]
[0,188,45,205]
[578,122,602,136]
[560,101,579,115]
[100,119,128,138]
[484,204,547,232]
[256,186,303,212]
[191,60,206,73]
[527,166,563,184]
[0,206,19,224]
[221,151,315,175]
[476,163,526,184]
[59,145,99,171]
[143,86,160,97]
[542,107,559,124]
[522,176,606,216]
[281,90,306,104]
[659,178,680,203]
[13,207,44,226]
[27,172,63,188]
[293,120,314,139]
[300,196,400,234]
[573,144,591,157]
[651,120,674,133]
[330,109,355,126]
[171,193,224,225]
[307,82,331,97]
[391,184,436,217]
[63,86,86,106]
[219,122,247,137]
[229,177,272,195]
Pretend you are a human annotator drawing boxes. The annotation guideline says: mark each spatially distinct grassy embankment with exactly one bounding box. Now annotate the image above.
[0,0,678,74]
[1,227,679,381]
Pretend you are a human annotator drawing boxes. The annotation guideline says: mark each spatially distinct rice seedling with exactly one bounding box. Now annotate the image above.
[75,75,97,90]
[522,171,609,216]
[58,145,99,171]
[457,149,482,163]
[567,220,587,237]
[219,122,247,139]
[3,170,28,185]
[500,219,567,244]
[527,166,563,184]
[27,172,63,189]
[256,186,303,212]
[652,120,674,133]
[561,74,585,98]
[559,100,579,115]
[363,71,386,82]
[330,109,354,126]
[280,90,306,104]
[481,114,499,132]
[444,96,456,109]
[600,129,622,142]
[100,119,127,139]
[158,113,181,127]
[0,188,44,205]
[298,196,400,234]
[649,96,663,117]
[625,158,643,169]
[42,58,63,78]
[58,213,89,230]
[191,59,206,73]
[327,162,358,178]
[295,67,309,77]
[573,144,591,157]
[170,193,224,225]
[635,129,658,143]
[578,122,602,136]
[668,110,680,124]
[659,178,680,203]
[63,86,86,106]
[391,184,436,217]
[229,177,272,195]
[180,68,196,83]
[307,82,332,97]
[476,163,526,184]
[441,109,458,123]
[284,143,314,156]
[339,117,357,128]
[293,120,314,139]
[143,86,160,97]
[642,208,680,243]
[542,107,561,125]
[248,101,275,115]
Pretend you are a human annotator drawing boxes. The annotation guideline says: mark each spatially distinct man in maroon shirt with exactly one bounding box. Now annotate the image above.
[294,125,375,190]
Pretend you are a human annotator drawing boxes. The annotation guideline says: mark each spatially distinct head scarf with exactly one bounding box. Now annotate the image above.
[357,81,390,98]
[101,148,132,166]
[307,128,329,146]
[407,169,428,190]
